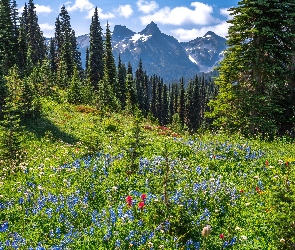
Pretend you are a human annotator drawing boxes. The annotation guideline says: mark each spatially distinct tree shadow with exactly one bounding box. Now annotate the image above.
[22,115,78,144]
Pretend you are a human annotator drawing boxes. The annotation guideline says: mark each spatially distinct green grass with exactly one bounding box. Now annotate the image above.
[0,98,294,249]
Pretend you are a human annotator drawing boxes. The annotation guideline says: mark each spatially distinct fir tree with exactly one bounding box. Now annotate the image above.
[0,66,23,170]
[103,21,117,95]
[208,0,295,136]
[88,7,104,89]
[178,77,185,124]
[117,54,127,108]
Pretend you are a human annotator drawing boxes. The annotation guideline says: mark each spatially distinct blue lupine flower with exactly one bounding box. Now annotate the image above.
[0,221,8,232]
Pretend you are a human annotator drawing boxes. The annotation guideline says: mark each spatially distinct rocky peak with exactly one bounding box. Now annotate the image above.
[112,25,135,40]
[140,21,161,35]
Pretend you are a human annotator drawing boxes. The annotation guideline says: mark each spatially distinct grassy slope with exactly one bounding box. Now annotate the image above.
[0,98,294,249]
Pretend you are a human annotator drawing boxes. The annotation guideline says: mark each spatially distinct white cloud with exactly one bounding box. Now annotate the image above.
[86,7,115,19]
[66,0,94,12]
[171,21,231,41]
[35,4,52,14]
[115,5,133,18]
[39,23,54,31]
[139,1,216,26]
[220,8,233,19]
[137,0,159,14]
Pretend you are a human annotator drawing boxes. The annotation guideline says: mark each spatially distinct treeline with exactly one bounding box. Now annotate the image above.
[0,0,216,127]
[0,1,217,165]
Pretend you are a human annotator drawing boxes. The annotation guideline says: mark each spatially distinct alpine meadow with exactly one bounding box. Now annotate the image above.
[0,0,295,249]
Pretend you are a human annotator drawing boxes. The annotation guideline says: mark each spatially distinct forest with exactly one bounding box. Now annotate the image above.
[0,0,295,249]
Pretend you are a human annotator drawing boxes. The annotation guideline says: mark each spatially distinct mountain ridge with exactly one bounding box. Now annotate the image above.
[76,22,227,81]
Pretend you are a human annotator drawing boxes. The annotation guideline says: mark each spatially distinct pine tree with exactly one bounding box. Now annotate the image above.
[117,54,127,108]
[0,66,23,170]
[0,0,15,76]
[208,0,295,136]
[178,77,185,124]
[54,6,82,84]
[125,62,136,110]
[85,47,89,72]
[88,7,104,89]
[161,84,169,125]
[26,0,46,67]
[68,66,83,104]
[103,21,117,94]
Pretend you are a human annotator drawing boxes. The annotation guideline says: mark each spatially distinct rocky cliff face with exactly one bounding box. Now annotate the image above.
[76,22,227,81]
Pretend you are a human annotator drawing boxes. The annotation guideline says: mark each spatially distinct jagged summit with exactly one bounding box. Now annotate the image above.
[112,25,135,40]
[140,21,161,35]
[75,22,227,80]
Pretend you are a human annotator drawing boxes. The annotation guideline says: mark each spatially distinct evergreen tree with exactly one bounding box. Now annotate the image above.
[150,76,157,118]
[0,66,23,170]
[178,77,185,124]
[103,21,117,95]
[208,0,295,136]
[117,54,127,108]
[135,59,145,112]
[68,66,83,104]
[88,7,104,89]
[125,62,137,110]
[161,84,169,125]
[185,75,201,132]
[85,47,89,72]
[0,0,15,76]
[54,6,82,84]
[48,38,57,72]
[26,0,46,67]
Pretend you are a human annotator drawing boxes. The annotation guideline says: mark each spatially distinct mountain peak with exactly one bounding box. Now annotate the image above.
[112,25,135,40]
[203,31,217,38]
[140,21,161,35]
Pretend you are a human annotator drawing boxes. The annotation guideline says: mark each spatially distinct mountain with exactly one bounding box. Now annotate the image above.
[180,31,227,72]
[76,22,227,81]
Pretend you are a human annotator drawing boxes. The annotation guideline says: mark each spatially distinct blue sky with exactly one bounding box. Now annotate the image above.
[15,0,239,41]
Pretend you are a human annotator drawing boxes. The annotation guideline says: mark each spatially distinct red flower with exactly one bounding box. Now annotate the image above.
[266,160,269,166]
[286,161,289,166]
[141,193,147,201]
[126,195,132,207]
[240,189,244,193]
[255,186,261,193]
[138,201,145,209]
[219,233,225,239]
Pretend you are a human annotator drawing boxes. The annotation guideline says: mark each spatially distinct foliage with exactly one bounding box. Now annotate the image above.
[0,98,294,249]
[208,0,295,137]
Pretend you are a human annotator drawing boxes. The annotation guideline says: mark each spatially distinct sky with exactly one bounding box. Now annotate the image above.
[15,0,239,41]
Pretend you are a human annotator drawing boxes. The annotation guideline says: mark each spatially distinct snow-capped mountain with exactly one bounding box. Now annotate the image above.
[76,22,227,81]
[180,31,227,73]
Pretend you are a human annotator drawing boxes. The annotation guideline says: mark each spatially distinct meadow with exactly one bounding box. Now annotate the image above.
[0,98,294,249]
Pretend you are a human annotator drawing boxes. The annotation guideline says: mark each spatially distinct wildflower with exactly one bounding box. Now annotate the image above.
[219,233,225,239]
[266,160,269,166]
[286,161,289,166]
[141,193,147,201]
[126,195,132,207]
[240,189,244,193]
[278,159,284,165]
[138,201,145,209]
[0,221,9,232]
[240,235,247,241]
[280,238,285,243]
[201,225,211,237]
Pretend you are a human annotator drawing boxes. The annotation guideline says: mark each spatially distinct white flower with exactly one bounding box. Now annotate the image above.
[202,225,211,237]
[240,235,247,240]
[278,159,284,165]
[280,238,285,243]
